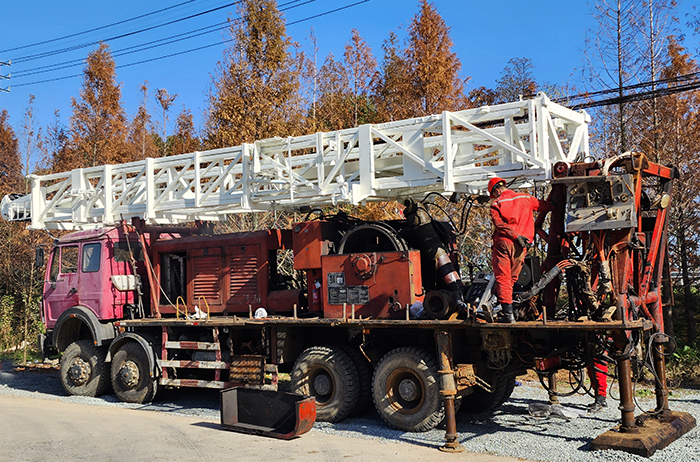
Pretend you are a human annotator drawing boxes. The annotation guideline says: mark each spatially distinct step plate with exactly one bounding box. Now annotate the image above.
[158,360,227,369]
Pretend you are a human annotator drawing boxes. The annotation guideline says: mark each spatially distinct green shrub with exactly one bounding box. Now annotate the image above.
[667,345,700,387]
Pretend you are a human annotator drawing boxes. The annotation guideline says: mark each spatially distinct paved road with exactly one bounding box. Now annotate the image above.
[0,394,522,462]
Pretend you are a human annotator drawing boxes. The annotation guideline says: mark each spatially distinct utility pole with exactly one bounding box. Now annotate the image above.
[0,59,10,93]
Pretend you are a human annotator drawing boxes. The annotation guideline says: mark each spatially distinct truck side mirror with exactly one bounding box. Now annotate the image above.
[35,247,44,268]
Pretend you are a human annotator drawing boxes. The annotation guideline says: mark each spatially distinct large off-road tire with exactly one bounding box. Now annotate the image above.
[460,373,516,413]
[337,344,373,416]
[290,345,359,423]
[111,342,158,404]
[372,347,444,432]
[60,340,109,397]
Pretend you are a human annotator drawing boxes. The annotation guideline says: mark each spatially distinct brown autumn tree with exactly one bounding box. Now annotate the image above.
[375,32,413,121]
[0,110,44,359]
[66,43,129,170]
[343,29,379,127]
[405,0,468,116]
[128,81,159,160]
[0,110,23,196]
[205,0,304,148]
[651,38,700,344]
[171,106,201,155]
[313,53,352,131]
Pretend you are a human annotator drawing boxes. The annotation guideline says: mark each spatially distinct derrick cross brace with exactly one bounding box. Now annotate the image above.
[1,93,589,231]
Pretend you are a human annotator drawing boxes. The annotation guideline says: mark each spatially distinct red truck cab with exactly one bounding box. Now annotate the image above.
[42,227,146,354]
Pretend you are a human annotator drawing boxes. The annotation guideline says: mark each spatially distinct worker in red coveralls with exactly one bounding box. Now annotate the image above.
[488,177,552,323]
[587,360,608,412]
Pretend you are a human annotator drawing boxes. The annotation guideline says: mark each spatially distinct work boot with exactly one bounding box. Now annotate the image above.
[498,303,515,324]
[587,394,607,413]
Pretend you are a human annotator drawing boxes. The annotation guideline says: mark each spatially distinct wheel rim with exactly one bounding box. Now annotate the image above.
[67,357,91,386]
[118,360,140,389]
[308,365,334,405]
[385,367,425,414]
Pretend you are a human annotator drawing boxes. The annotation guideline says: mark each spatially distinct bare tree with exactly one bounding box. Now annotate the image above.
[584,0,644,153]
[155,88,178,156]
[129,81,158,160]
[637,0,677,161]
[302,28,320,133]
[19,94,42,193]
[495,57,538,103]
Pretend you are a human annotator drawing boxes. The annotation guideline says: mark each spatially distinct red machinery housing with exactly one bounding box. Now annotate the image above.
[148,214,453,321]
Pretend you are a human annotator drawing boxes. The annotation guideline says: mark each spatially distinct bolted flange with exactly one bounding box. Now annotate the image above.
[68,357,90,386]
[119,360,140,388]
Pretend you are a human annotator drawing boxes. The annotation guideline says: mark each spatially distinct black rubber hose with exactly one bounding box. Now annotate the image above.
[514,265,563,303]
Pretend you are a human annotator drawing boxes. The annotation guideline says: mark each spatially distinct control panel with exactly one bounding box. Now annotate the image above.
[552,174,636,232]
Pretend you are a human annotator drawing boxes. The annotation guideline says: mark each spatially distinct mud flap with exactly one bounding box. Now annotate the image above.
[220,387,316,439]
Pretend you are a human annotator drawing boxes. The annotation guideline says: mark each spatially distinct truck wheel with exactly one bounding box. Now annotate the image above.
[460,374,516,413]
[60,340,109,397]
[111,342,158,404]
[372,347,444,432]
[290,345,359,422]
[338,345,373,415]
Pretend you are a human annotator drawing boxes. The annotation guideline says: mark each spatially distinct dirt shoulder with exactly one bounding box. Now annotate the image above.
[0,394,523,462]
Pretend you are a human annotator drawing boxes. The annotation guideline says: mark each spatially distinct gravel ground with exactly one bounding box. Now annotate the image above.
[1,359,697,461]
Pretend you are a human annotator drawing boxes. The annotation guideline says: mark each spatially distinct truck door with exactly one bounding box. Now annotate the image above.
[79,242,104,318]
[44,245,80,327]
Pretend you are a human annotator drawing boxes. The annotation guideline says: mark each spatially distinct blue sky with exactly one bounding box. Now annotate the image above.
[0,0,697,166]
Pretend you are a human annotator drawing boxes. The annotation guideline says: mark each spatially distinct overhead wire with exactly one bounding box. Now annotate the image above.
[10,1,246,63]
[0,0,199,54]
[12,0,371,89]
[13,0,316,78]
[548,71,700,109]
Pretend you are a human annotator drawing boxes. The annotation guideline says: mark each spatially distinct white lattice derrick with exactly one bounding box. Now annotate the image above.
[1,93,590,230]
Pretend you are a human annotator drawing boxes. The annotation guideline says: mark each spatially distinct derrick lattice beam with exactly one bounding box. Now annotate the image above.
[1,93,589,230]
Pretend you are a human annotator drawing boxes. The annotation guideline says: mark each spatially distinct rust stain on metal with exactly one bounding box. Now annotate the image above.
[591,411,696,457]
[220,387,316,439]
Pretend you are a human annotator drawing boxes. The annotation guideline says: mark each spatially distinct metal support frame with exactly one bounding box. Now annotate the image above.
[1,93,590,230]
[591,330,696,456]
[435,330,465,453]
[547,372,559,404]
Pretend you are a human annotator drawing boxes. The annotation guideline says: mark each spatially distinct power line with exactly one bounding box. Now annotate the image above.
[12,0,371,89]
[12,1,244,64]
[0,59,10,93]
[0,0,198,54]
[550,72,700,109]
[12,0,315,79]
[570,79,700,110]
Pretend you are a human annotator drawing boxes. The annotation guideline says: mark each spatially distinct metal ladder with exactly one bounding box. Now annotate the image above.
[158,326,229,389]
[157,326,279,390]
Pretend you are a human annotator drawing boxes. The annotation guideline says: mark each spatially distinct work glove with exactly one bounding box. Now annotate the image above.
[516,235,533,249]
